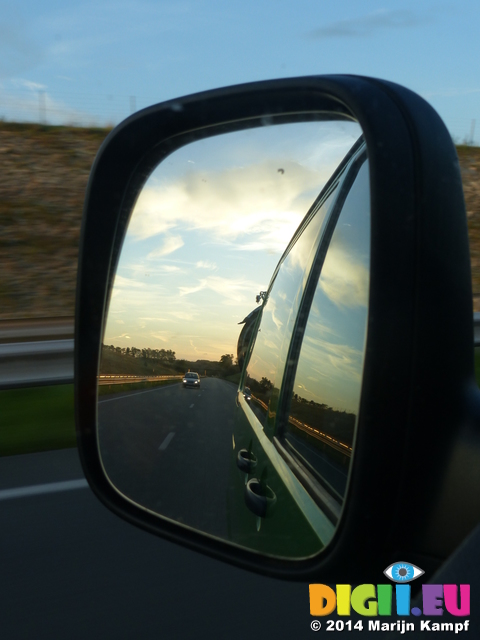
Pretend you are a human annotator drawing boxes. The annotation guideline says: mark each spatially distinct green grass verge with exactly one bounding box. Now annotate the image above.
[3,350,480,458]
[1,384,76,456]
[0,379,182,457]
[98,378,180,396]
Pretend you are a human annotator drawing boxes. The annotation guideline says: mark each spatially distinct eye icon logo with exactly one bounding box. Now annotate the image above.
[384,562,424,583]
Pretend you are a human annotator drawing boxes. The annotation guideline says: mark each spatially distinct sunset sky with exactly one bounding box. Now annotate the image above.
[103,120,361,361]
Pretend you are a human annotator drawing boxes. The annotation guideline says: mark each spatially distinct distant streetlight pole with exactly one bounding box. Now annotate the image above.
[130,96,136,114]
[39,90,47,124]
[470,119,476,145]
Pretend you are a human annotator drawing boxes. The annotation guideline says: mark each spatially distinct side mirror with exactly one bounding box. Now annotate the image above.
[75,75,479,583]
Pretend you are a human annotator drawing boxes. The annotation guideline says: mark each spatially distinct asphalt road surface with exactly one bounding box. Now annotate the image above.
[98,377,236,538]
[0,448,314,640]
[1,449,473,639]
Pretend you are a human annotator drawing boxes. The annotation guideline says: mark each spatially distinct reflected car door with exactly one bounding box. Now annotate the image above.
[228,141,370,558]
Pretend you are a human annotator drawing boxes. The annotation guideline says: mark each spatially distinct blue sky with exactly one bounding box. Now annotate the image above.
[1,1,479,142]
[3,1,478,364]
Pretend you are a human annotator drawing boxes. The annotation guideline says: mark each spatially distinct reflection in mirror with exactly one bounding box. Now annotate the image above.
[243,185,338,429]
[282,159,370,504]
[233,146,369,556]
[97,118,364,558]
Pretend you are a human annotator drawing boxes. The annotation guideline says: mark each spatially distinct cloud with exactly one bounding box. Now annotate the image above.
[178,275,254,305]
[196,260,217,270]
[128,159,333,253]
[263,338,278,350]
[12,79,46,91]
[147,235,184,258]
[319,245,369,309]
[301,335,364,384]
[125,263,182,279]
[113,275,146,288]
[264,295,284,331]
[178,281,207,297]
[310,9,431,39]
[150,332,168,342]
[189,339,202,354]
[169,311,197,321]
[160,265,182,272]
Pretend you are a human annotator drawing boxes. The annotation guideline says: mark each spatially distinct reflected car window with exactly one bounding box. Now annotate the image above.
[244,185,338,429]
[281,160,370,503]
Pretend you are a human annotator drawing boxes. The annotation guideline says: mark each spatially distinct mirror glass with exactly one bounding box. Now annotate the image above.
[282,160,370,502]
[98,118,368,558]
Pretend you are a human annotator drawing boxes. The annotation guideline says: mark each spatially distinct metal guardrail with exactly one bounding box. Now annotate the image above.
[1,315,480,390]
[0,339,74,390]
[288,415,352,457]
[0,317,75,389]
[99,375,183,385]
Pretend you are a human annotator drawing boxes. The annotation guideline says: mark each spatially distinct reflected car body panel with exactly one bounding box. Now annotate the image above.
[227,393,333,557]
[228,139,369,556]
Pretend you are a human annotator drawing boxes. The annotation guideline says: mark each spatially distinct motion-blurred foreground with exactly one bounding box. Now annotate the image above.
[1,122,480,325]
[2,123,480,457]
[1,122,110,321]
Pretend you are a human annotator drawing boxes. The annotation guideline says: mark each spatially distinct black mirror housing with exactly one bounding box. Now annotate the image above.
[75,75,478,583]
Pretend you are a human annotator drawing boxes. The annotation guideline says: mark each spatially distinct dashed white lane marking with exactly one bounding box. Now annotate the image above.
[189,404,194,408]
[0,479,89,501]
[159,432,175,451]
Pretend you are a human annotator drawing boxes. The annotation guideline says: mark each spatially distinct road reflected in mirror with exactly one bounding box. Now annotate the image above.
[97,119,366,558]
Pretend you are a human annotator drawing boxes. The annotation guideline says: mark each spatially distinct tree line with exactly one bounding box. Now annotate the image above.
[102,345,239,376]
[103,345,176,362]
